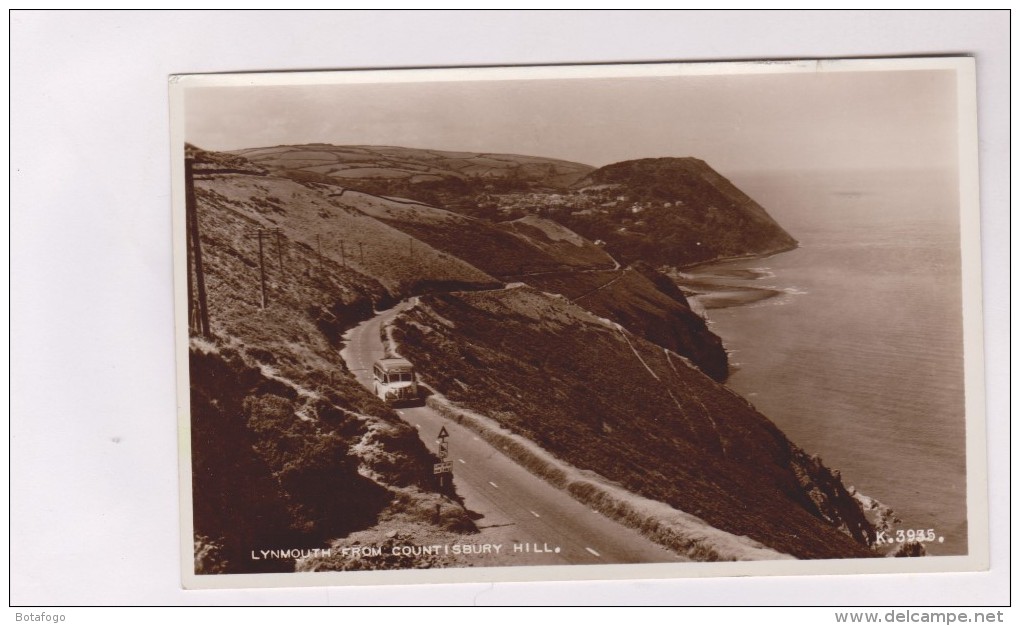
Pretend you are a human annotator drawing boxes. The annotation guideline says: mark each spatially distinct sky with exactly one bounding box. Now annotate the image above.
[184,66,961,175]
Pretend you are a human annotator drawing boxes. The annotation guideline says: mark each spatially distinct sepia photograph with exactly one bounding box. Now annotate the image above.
[169,58,985,587]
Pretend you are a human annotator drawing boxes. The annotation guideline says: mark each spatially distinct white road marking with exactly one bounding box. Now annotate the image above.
[529,510,541,518]
[414,424,420,429]
[397,410,404,415]
[488,481,499,489]
[585,547,601,557]
[458,459,466,464]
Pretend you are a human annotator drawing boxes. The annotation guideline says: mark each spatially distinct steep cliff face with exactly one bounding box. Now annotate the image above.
[391,287,875,559]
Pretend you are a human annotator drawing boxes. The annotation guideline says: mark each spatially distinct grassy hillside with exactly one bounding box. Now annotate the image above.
[562,158,798,266]
[390,287,875,559]
[342,192,616,277]
[193,182,497,296]
[231,144,594,208]
[522,264,728,380]
[186,146,479,574]
[184,144,841,569]
[496,215,617,272]
[188,144,725,382]
[230,145,796,271]
[336,191,604,277]
[334,191,725,378]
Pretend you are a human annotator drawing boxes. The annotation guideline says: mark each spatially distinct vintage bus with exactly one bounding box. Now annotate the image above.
[372,357,420,405]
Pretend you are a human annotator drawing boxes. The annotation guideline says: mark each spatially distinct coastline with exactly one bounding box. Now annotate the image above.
[670,205,966,556]
[664,243,800,312]
[675,241,800,272]
[669,247,905,557]
[667,263,788,313]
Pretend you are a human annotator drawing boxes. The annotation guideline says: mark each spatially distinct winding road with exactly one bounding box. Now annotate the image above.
[341,300,685,566]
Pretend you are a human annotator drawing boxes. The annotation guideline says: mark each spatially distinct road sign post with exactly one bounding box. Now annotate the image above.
[435,425,451,487]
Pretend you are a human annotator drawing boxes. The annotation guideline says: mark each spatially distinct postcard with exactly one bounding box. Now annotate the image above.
[169,57,986,588]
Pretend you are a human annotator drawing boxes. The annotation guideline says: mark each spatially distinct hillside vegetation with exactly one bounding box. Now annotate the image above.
[340,192,614,277]
[391,288,875,559]
[522,264,728,380]
[184,142,859,567]
[231,144,594,207]
[186,146,480,574]
[496,215,618,272]
[193,177,497,296]
[234,145,796,271]
[329,188,725,378]
[473,157,799,267]
[565,158,799,267]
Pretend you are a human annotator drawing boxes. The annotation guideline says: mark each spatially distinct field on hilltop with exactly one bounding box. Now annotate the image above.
[231,144,594,205]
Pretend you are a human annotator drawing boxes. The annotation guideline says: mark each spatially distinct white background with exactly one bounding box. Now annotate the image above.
[9,10,1011,607]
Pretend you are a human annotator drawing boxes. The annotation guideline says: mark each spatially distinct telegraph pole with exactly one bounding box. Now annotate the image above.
[186,201,195,332]
[185,158,211,337]
[187,161,259,332]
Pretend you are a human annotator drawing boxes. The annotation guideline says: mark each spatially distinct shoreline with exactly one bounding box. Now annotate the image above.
[670,247,906,557]
[674,242,800,273]
[667,267,788,312]
[664,244,800,312]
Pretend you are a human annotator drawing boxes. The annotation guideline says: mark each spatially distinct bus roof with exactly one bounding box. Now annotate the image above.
[375,357,414,372]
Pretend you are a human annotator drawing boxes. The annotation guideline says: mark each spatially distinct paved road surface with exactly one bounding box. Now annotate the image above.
[341,300,686,566]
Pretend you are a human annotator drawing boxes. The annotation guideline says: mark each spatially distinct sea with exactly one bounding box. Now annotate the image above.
[680,169,969,556]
